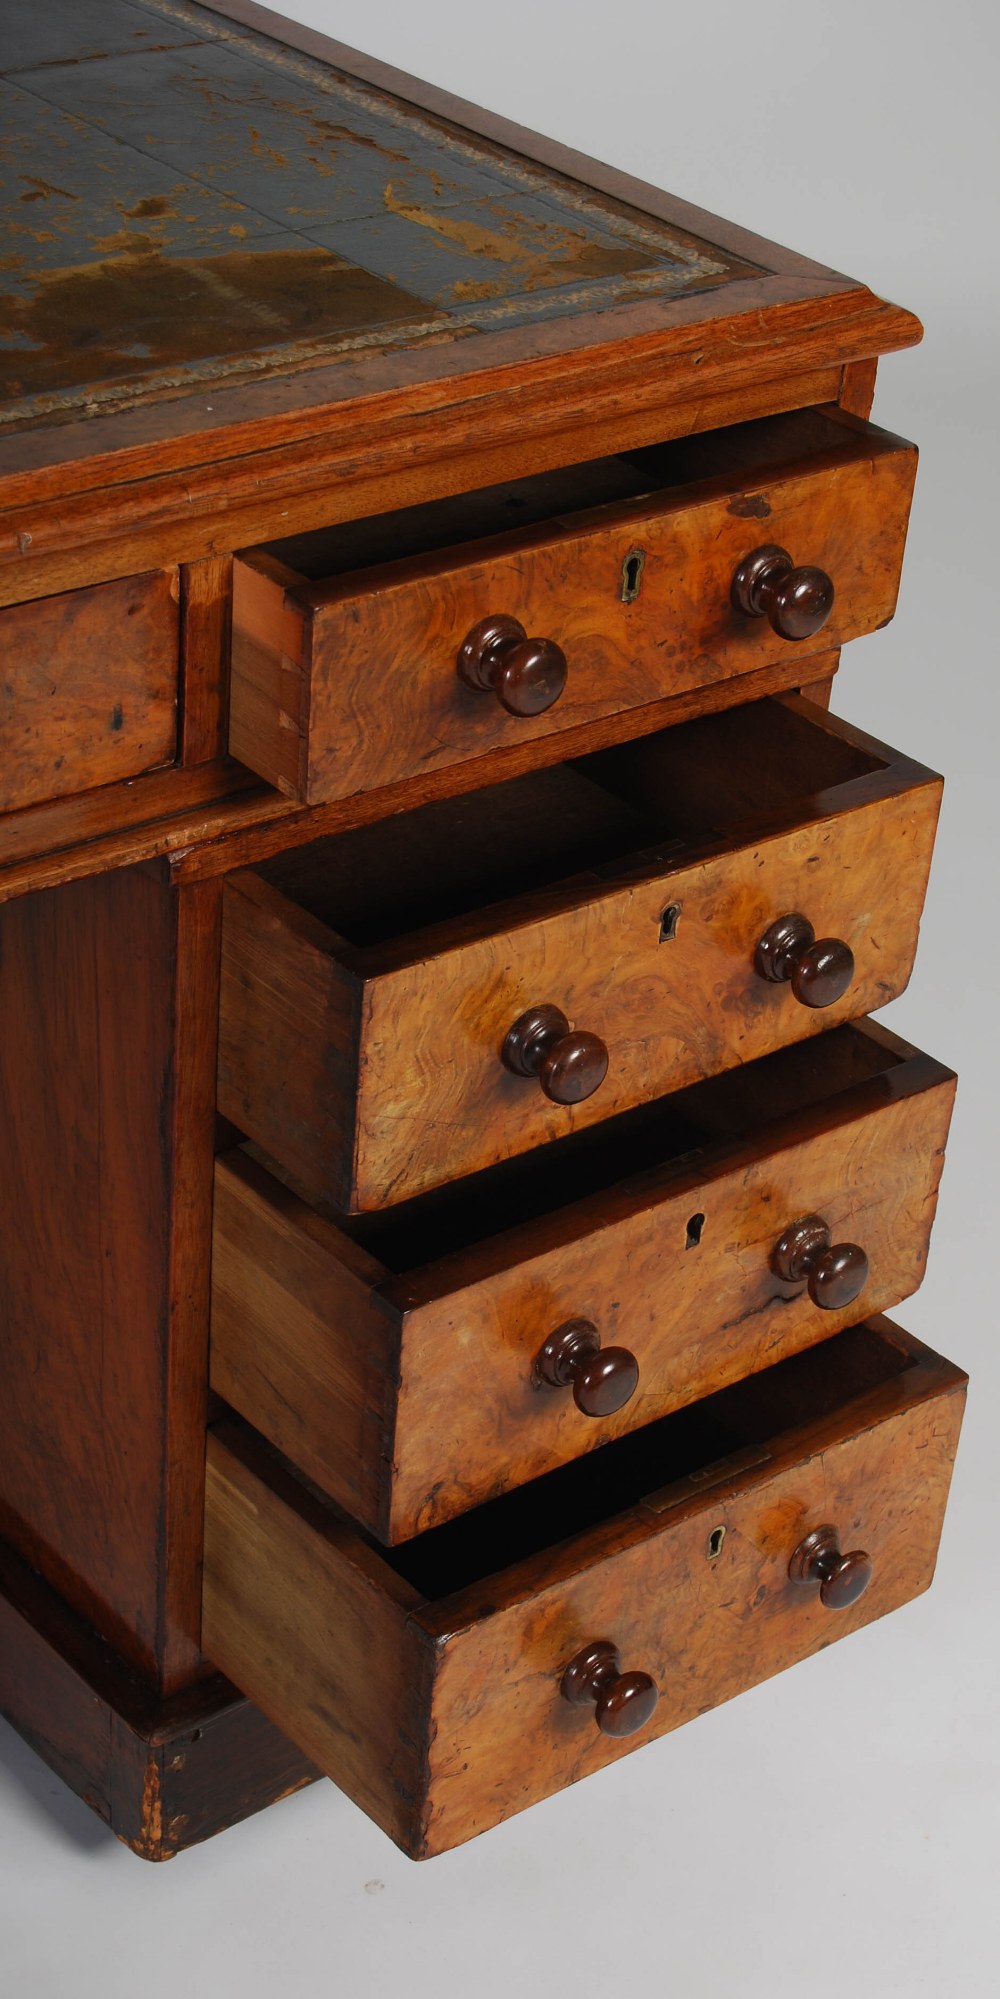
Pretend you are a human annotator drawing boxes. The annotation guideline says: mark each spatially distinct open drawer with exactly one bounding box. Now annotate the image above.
[217,695,942,1212]
[203,1316,967,1859]
[212,1022,955,1542]
[229,407,917,803]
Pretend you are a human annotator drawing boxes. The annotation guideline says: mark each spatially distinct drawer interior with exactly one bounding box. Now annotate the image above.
[322,1321,919,1600]
[255,697,887,952]
[309,1021,913,1271]
[253,407,878,580]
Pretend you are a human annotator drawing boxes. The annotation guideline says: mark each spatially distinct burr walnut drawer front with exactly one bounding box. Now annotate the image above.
[229,408,916,803]
[217,696,941,1213]
[203,1318,967,1860]
[212,1024,954,1543]
[0,569,179,814]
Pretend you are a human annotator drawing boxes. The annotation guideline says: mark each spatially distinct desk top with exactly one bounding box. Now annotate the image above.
[0,0,920,602]
[1,0,758,426]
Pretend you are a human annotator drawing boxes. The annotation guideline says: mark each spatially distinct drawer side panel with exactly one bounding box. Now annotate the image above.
[202,1431,428,1853]
[229,556,309,798]
[217,873,362,1212]
[210,1152,397,1537]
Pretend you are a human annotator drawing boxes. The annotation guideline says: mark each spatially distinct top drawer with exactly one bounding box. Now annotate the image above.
[229,409,916,804]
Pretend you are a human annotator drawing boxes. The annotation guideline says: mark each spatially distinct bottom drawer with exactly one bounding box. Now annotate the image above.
[203,1317,966,1859]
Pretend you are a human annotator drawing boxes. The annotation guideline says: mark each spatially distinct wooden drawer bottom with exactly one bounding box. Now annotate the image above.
[202,1317,966,1858]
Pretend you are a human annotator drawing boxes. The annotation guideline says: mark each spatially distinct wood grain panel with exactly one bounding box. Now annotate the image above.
[0,569,178,812]
[0,865,220,1692]
[230,416,915,801]
[161,877,225,1688]
[202,1321,967,1858]
[211,1028,954,1541]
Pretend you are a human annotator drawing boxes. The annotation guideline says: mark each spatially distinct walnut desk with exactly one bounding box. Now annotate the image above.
[0,0,966,1860]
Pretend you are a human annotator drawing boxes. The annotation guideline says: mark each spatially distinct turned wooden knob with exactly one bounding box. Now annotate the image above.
[560,1640,659,1736]
[771,1214,869,1310]
[754,913,854,1008]
[533,1318,639,1416]
[457,614,568,716]
[788,1524,873,1609]
[501,1004,609,1105]
[731,544,835,641]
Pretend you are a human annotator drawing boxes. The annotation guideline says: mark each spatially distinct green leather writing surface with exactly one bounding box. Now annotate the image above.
[0,0,753,423]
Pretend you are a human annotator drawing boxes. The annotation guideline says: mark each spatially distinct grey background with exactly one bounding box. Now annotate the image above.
[2,2,997,1992]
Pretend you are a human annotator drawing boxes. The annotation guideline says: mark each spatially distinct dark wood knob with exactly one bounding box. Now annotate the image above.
[788,1524,873,1610]
[731,544,835,641]
[754,913,854,1008]
[501,1004,609,1105]
[533,1318,639,1417]
[771,1214,869,1310]
[457,614,568,716]
[560,1640,658,1737]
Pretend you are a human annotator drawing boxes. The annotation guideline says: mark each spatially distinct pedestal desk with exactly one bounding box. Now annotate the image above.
[0,0,966,1860]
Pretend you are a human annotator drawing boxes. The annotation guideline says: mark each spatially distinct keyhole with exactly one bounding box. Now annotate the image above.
[686,1212,705,1249]
[708,1525,726,1560]
[659,902,681,942]
[620,547,646,603]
